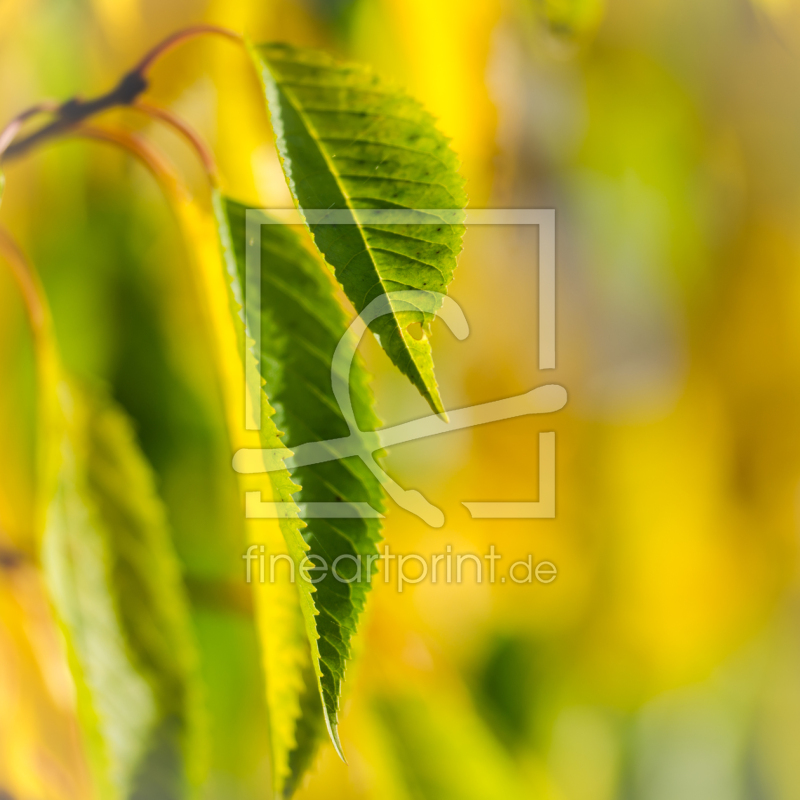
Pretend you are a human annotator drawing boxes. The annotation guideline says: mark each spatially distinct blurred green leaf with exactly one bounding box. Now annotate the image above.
[33,169,274,797]
[220,198,385,771]
[250,43,466,416]
[42,382,204,800]
[374,689,525,800]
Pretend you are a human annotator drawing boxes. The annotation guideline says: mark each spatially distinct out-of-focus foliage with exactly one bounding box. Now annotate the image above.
[3,0,800,798]
[44,382,203,799]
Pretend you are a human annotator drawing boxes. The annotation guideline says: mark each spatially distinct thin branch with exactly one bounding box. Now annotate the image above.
[131,100,220,186]
[0,226,58,540]
[0,24,242,164]
[0,225,46,336]
[2,74,150,163]
[0,102,60,158]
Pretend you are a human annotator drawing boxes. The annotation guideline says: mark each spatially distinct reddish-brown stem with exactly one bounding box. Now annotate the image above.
[0,228,50,566]
[0,225,45,334]
[132,24,243,77]
[131,100,220,186]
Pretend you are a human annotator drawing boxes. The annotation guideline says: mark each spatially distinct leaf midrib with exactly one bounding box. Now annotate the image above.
[269,67,434,401]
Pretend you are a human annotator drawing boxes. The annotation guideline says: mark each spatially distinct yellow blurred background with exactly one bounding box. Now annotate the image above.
[4,0,800,797]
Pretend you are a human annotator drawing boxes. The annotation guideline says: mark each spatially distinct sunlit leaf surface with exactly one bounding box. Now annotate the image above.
[251,43,467,416]
[218,197,385,769]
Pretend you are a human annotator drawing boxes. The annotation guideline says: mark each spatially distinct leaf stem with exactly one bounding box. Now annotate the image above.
[0,224,46,336]
[0,224,62,549]
[71,124,184,193]
[0,25,242,164]
[132,25,243,77]
[131,101,220,187]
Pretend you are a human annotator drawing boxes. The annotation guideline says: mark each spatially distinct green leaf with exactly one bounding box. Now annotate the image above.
[42,382,204,799]
[206,187,326,796]
[218,197,385,771]
[159,184,315,799]
[125,160,317,799]
[250,43,467,416]
[284,660,328,797]
[246,500,324,798]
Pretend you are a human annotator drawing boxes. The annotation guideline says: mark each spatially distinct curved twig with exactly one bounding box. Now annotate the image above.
[131,100,219,186]
[70,123,185,194]
[132,25,243,77]
[0,225,46,334]
[0,25,242,164]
